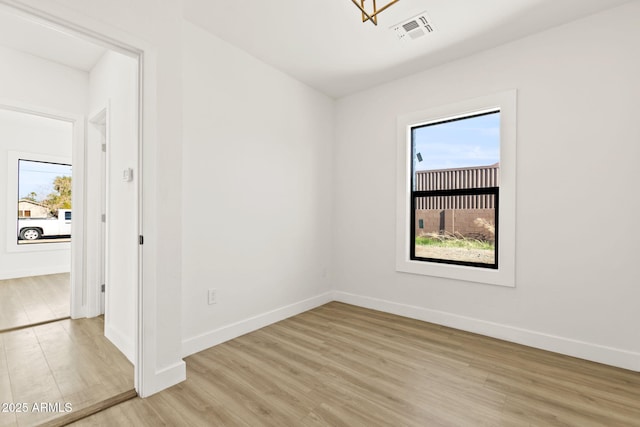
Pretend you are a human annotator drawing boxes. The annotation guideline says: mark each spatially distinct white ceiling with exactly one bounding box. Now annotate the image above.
[184,0,633,98]
[0,8,106,72]
[0,1,633,95]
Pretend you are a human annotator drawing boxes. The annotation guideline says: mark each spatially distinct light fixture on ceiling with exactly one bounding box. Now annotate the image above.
[350,0,400,26]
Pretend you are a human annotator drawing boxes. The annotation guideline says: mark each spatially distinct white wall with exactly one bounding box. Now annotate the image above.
[88,50,138,362]
[0,45,87,114]
[333,2,640,371]
[181,21,334,356]
[0,45,87,279]
[0,109,72,279]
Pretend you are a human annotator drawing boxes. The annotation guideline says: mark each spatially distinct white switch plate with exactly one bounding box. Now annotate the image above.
[122,168,133,182]
[208,289,217,305]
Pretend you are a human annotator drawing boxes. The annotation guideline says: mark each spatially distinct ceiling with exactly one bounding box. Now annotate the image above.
[184,0,633,98]
[0,7,106,72]
[0,1,633,96]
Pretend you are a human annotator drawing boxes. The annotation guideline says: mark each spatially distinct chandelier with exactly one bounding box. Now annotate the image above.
[350,0,400,26]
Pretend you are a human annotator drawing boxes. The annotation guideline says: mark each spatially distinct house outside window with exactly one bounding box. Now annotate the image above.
[18,200,49,218]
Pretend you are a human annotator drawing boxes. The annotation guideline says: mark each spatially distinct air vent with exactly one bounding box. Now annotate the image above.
[392,12,435,41]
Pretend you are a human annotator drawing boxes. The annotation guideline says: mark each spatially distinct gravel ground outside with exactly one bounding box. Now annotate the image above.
[415,245,494,264]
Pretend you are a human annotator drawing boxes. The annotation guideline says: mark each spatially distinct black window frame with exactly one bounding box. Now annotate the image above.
[410,111,500,269]
[410,187,499,269]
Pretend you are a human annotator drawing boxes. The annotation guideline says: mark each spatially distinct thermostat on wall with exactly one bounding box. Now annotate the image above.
[122,168,134,182]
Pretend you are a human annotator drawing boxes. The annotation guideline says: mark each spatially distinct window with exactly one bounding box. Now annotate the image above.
[396,91,516,287]
[411,111,500,269]
[16,159,72,245]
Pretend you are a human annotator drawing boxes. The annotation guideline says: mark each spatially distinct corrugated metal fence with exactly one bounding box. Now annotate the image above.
[415,163,499,209]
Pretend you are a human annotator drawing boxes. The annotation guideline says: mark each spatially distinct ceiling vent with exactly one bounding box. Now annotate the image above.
[392,12,435,41]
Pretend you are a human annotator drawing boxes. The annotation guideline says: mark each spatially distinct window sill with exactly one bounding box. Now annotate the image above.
[396,257,514,287]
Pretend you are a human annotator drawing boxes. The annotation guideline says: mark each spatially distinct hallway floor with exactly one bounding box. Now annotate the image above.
[0,274,70,332]
[0,317,134,426]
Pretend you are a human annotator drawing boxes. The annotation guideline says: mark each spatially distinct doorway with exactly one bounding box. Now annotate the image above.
[0,107,77,331]
[0,1,140,354]
[0,2,142,423]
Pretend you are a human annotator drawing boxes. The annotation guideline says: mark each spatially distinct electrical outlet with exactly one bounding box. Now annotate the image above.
[208,289,217,305]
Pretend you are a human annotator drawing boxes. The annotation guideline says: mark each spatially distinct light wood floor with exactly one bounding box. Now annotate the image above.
[71,302,640,426]
[0,274,70,331]
[0,317,134,427]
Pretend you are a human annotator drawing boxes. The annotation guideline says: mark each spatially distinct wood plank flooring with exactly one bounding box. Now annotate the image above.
[71,302,640,426]
[0,317,134,427]
[0,274,70,331]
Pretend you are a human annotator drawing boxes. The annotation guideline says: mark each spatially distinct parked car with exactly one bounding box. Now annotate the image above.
[18,209,71,240]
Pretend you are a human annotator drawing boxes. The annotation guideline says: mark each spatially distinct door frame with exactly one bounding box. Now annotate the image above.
[0,100,85,318]
[0,0,150,395]
[88,107,109,317]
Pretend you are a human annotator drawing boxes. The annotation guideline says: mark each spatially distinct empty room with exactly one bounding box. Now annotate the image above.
[0,0,639,426]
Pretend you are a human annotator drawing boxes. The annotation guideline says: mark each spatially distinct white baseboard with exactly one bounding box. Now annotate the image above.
[139,360,187,398]
[0,265,70,280]
[105,324,135,364]
[182,291,333,358]
[180,289,639,373]
[334,291,640,372]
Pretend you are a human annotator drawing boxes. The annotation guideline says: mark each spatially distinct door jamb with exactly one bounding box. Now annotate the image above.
[88,107,109,318]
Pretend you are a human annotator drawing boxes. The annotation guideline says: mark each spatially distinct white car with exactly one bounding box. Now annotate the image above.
[18,209,71,240]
